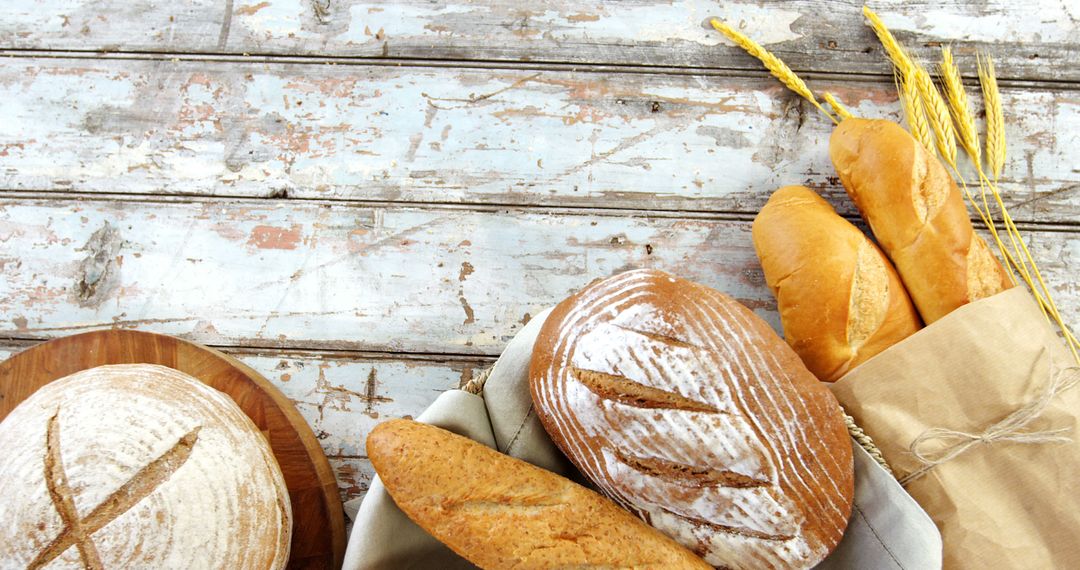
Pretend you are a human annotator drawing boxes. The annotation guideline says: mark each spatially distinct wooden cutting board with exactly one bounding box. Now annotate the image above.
[0,329,346,569]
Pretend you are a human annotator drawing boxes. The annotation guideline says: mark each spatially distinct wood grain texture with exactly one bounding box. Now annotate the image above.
[0,331,345,569]
[0,1,1076,82]
[0,343,485,507]
[1,58,1078,223]
[1,196,1076,355]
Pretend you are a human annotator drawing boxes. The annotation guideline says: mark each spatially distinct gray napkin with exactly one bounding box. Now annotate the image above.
[343,309,942,569]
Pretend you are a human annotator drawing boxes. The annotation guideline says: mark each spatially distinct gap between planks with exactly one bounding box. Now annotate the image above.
[2,49,1079,91]
[0,336,498,366]
[4,190,1079,233]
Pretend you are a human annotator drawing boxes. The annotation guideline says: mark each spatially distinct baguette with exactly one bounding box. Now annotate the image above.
[829,118,1011,323]
[753,185,922,381]
[530,269,854,570]
[367,419,710,570]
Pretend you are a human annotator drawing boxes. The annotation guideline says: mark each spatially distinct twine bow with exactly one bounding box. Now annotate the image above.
[899,365,1080,485]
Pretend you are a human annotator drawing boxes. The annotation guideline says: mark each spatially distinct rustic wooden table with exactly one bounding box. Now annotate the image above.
[0,1,1076,510]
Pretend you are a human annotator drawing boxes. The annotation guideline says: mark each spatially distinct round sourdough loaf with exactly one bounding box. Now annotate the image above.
[0,364,291,569]
[530,269,854,569]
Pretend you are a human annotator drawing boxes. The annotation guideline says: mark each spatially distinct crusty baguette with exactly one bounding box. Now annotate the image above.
[529,269,854,570]
[830,118,1012,323]
[367,419,710,570]
[753,185,923,381]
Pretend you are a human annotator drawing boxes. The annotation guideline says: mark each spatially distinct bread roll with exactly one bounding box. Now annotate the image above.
[0,364,291,569]
[367,418,709,569]
[753,185,922,381]
[830,118,1012,323]
[530,269,854,570]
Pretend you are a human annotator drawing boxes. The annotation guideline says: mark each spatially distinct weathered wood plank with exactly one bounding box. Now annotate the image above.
[2,197,1078,357]
[0,196,777,352]
[0,1,1075,82]
[1,58,1077,223]
[0,341,484,504]
[240,349,480,503]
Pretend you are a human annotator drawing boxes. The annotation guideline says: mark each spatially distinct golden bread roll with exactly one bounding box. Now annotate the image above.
[829,118,1012,323]
[753,185,923,381]
[367,418,710,570]
[530,269,854,569]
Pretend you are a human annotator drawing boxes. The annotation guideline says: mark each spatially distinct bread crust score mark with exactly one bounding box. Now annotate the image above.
[30,410,201,570]
[612,449,769,489]
[42,411,103,570]
[654,505,797,542]
[571,367,719,414]
[846,241,890,349]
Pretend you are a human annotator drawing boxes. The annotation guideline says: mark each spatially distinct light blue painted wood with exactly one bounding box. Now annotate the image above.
[0,58,1077,222]
[0,197,779,351]
[0,0,1075,81]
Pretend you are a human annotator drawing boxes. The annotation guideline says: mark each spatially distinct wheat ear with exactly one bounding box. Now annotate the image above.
[898,67,935,156]
[709,18,838,124]
[913,64,958,167]
[978,54,1006,180]
[823,93,853,120]
[863,6,914,75]
[940,46,981,166]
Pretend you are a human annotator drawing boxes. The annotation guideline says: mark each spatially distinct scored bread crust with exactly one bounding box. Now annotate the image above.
[829,118,1012,323]
[529,269,854,570]
[0,364,291,570]
[752,185,923,381]
[366,419,710,570]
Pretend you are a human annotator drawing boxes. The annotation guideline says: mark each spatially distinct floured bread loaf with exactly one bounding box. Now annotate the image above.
[530,269,854,569]
[0,364,291,569]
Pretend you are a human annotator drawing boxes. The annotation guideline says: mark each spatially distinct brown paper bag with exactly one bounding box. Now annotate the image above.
[830,286,1080,568]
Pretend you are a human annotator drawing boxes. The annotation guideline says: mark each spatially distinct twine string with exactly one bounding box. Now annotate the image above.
[899,365,1080,485]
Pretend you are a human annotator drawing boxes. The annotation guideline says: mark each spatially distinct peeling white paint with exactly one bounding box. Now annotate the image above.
[877,1,1079,44]
[234,0,314,40]
[337,3,475,44]
[534,1,803,46]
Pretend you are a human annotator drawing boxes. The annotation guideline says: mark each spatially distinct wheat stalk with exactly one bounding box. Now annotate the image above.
[940,46,981,166]
[898,66,935,156]
[709,18,838,124]
[823,92,854,120]
[978,55,1006,180]
[863,6,914,75]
